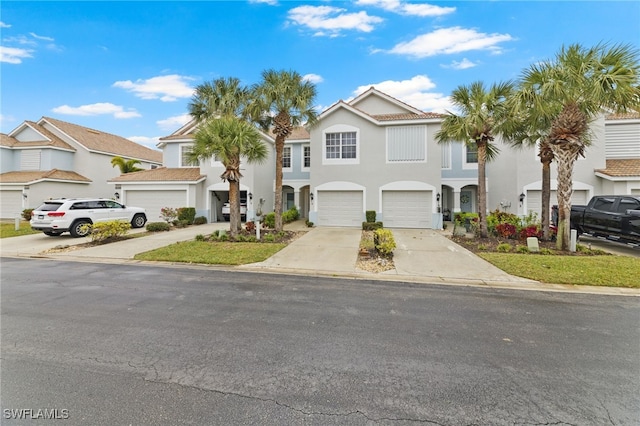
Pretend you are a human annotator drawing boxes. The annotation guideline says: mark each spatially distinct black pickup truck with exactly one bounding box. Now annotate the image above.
[563,195,640,245]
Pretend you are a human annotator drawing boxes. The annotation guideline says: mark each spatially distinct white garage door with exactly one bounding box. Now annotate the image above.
[632,189,640,195]
[0,191,24,219]
[527,190,588,216]
[317,191,363,227]
[125,190,187,222]
[382,190,432,228]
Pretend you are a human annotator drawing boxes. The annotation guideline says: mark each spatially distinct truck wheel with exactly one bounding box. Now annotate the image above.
[131,214,147,228]
[70,220,92,238]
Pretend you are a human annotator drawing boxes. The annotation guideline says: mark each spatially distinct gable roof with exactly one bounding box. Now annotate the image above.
[39,117,162,163]
[158,118,278,146]
[318,99,444,125]
[0,169,91,184]
[349,86,426,115]
[2,123,76,151]
[108,167,206,183]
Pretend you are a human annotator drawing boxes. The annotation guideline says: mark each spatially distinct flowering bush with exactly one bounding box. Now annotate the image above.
[160,207,178,223]
[519,225,542,240]
[495,223,517,238]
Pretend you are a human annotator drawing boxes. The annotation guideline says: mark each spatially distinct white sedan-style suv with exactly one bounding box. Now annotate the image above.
[30,198,147,237]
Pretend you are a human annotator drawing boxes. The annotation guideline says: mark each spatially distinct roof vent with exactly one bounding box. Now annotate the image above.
[87,129,101,135]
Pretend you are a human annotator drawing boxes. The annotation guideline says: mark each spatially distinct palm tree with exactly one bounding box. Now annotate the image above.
[188,77,250,122]
[187,116,268,237]
[435,81,514,238]
[517,43,640,250]
[111,156,143,174]
[248,69,318,232]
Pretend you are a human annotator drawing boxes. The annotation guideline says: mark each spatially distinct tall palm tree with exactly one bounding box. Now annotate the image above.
[187,116,268,237]
[188,77,250,122]
[435,81,514,238]
[111,156,143,174]
[517,43,640,250]
[247,69,318,232]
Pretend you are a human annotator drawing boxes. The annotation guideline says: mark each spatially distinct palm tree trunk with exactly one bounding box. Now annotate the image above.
[477,141,488,238]
[274,136,284,232]
[550,145,581,250]
[541,160,551,240]
[228,179,240,238]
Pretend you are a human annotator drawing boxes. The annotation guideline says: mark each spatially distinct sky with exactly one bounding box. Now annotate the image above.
[1,0,639,151]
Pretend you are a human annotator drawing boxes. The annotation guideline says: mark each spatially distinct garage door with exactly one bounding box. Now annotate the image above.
[527,190,588,216]
[382,190,432,228]
[632,189,640,195]
[125,190,187,222]
[0,191,24,219]
[317,191,363,227]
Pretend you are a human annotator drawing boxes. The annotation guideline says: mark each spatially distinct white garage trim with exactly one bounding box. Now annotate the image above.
[523,180,593,216]
[0,189,25,219]
[382,190,432,229]
[526,189,589,217]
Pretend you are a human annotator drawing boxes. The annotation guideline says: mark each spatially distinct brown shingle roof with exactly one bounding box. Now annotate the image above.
[41,117,162,163]
[595,159,640,177]
[108,167,206,182]
[606,112,640,120]
[0,169,91,184]
[2,124,76,151]
[371,112,445,121]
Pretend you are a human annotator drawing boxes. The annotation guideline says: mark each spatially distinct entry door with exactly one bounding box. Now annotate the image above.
[460,190,473,212]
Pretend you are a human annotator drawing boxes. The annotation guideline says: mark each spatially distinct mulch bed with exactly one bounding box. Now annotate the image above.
[448,234,610,256]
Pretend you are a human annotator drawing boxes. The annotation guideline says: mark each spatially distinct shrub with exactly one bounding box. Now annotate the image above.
[174,219,190,228]
[519,225,541,240]
[487,209,521,235]
[22,208,34,221]
[160,207,178,223]
[374,228,396,256]
[477,244,487,251]
[146,221,171,232]
[195,234,205,241]
[539,248,554,255]
[90,220,131,243]
[245,221,256,233]
[365,210,376,223]
[362,221,384,231]
[497,243,512,252]
[495,223,517,238]
[193,216,207,225]
[263,212,275,228]
[177,207,196,224]
[263,233,276,243]
[282,206,299,224]
[305,220,314,228]
[516,245,530,254]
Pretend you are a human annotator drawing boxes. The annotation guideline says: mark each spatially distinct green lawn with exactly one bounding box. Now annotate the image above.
[1,221,40,238]
[479,253,640,288]
[134,240,287,265]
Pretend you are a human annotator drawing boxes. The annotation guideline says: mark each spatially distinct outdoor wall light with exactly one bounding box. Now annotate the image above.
[248,192,253,201]
[436,192,441,202]
[310,193,314,201]
[114,192,120,200]
[519,193,525,203]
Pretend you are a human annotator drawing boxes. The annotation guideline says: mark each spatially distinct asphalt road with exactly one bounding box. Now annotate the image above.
[1,258,639,425]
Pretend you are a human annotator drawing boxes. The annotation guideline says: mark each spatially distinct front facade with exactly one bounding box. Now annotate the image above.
[0,117,162,219]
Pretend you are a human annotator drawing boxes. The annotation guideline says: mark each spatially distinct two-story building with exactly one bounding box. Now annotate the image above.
[0,117,162,219]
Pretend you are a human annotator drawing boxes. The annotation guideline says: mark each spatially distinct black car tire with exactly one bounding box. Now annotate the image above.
[131,214,147,228]
[70,220,92,238]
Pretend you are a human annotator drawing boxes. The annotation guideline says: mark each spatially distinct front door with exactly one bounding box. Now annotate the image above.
[460,190,473,212]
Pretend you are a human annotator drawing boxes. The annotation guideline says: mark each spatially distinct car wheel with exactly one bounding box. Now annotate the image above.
[131,214,147,228]
[70,220,92,238]
[43,231,62,236]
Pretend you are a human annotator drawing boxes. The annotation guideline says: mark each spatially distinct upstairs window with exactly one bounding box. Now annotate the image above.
[283,146,292,170]
[387,125,426,163]
[302,145,311,170]
[180,144,195,167]
[463,143,478,169]
[322,125,359,165]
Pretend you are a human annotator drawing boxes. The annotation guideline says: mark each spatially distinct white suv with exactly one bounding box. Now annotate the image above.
[30,198,147,237]
[221,199,247,221]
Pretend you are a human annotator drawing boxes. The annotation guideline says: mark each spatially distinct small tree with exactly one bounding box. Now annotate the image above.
[111,156,143,174]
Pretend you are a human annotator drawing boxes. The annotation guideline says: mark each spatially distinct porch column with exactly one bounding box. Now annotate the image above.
[294,190,301,212]
[453,189,461,213]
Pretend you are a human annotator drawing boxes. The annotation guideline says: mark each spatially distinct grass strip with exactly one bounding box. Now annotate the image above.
[479,253,639,288]
[1,222,40,238]
[134,240,287,265]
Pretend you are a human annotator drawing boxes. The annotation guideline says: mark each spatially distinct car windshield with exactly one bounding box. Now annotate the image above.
[36,202,63,212]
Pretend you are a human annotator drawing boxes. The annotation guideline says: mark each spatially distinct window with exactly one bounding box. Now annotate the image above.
[326,132,357,160]
[387,126,426,163]
[466,144,478,163]
[283,146,291,169]
[180,144,195,167]
[441,144,451,169]
[302,145,311,170]
[593,197,615,212]
[617,198,640,214]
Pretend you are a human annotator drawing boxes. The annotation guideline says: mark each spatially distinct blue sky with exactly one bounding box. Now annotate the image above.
[1,1,639,150]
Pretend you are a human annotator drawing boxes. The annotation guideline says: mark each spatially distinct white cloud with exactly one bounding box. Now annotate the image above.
[157,114,192,131]
[443,58,477,70]
[52,103,141,119]
[287,5,384,37]
[0,22,11,28]
[352,75,451,112]
[113,74,195,102]
[29,32,54,42]
[249,0,278,5]
[388,27,514,58]
[356,0,455,17]
[127,136,161,150]
[303,73,324,84]
[0,113,16,127]
[0,46,33,64]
